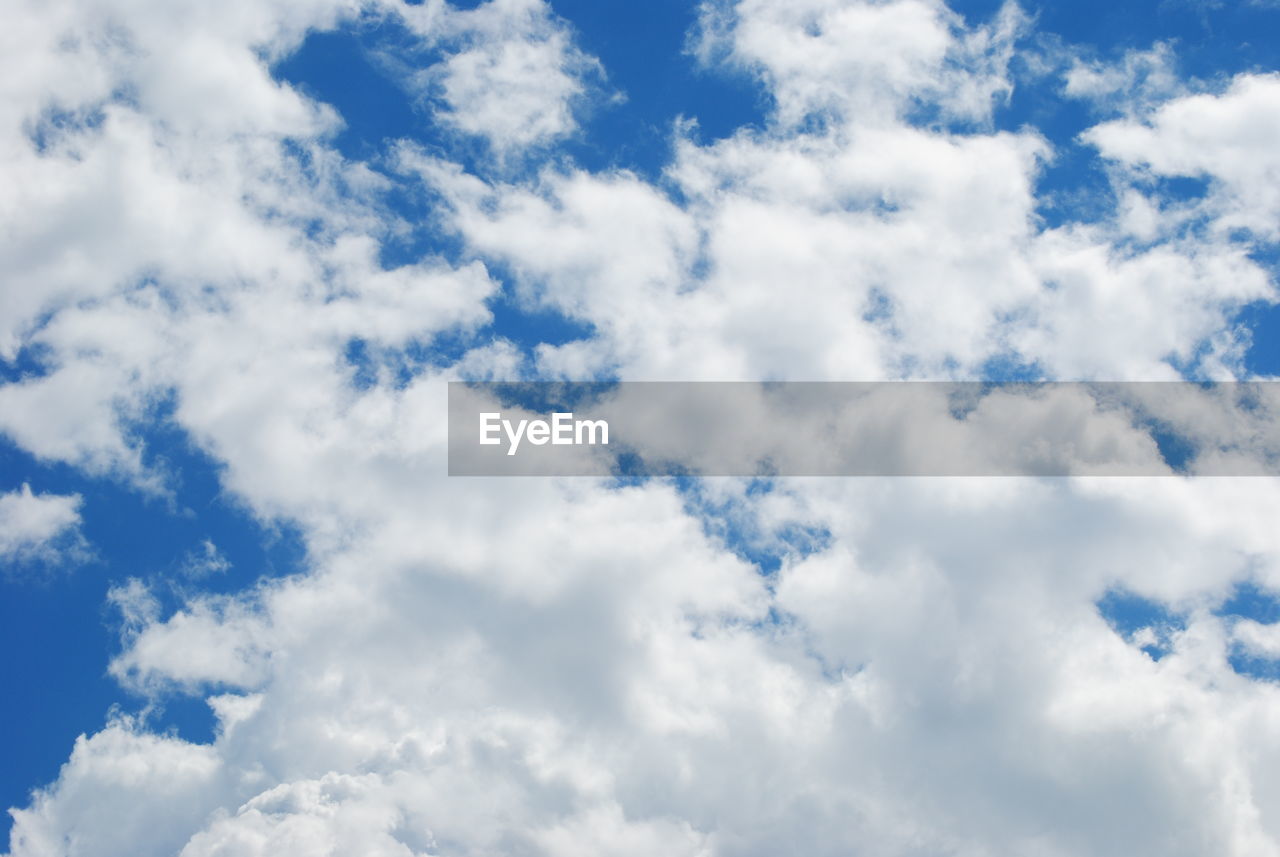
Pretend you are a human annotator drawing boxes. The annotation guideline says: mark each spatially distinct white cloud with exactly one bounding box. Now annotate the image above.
[1063,42,1185,115]
[1085,73,1280,241]
[692,0,1024,126]
[396,0,605,157]
[15,476,1280,856]
[180,540,232,579]
[0,483,85,568]
[3,1,1280,856]
[1233,619,1280,659]
[413,5,1273,383]
[7,718,227,857]
[0,0,504,482]
[110,585,274,693]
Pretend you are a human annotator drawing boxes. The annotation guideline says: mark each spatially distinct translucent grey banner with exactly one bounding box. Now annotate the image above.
[447,382,1280,476]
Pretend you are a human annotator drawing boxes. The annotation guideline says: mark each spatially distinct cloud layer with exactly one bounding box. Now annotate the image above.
[2,0,1280,855]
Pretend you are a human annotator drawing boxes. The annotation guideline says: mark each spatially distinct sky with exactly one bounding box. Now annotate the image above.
[2,0,1280,855]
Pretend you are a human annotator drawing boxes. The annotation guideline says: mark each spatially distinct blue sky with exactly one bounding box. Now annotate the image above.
[0,430,306,834]
[3,0,1280,854]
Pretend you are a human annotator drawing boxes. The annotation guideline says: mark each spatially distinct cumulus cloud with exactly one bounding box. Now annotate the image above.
[0,483,86,568]
[3,0,1280,856]
[8,717,227,857]
[1085,73,1280,241]
[390,0,606,158]
[405,0,1273,383]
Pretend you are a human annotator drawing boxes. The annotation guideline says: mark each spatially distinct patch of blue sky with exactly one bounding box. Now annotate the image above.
[1095,587,1185,661]
[1218,581,1280,625]
[1228,243,1280,377]
[978,350,1048,383]
[473,257,602,370]
[1097,582,1280,678]
[678,478,832,577]
[1227,650,1280,681]
[343,337,382,390]
[0,420,306,841]
[546,0,766,179]
[1166,334,1233,381]
[1145,419,1199,472]
[273,20,427,166]
[1238,300,1280,377]
[1217,582,1280,680]
[24,104,108,155]
[343,334,465,388]
[0,343,56,385]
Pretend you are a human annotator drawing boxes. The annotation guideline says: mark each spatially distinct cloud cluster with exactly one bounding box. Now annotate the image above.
[3,0,1280,856]
[412,0,1274,382]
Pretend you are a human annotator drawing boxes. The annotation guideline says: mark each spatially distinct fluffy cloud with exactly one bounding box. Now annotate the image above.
[1085,73,1280,241]
[692,0,1025,126]
[0,483,85,567]
[412,2,1274,382]
[397,0,605,157]
[8,719,227,857]
[15,476,1280,856]
[3,1,1280,857]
